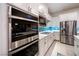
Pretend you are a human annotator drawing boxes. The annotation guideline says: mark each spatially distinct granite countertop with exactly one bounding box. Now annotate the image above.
[39,30,60,40]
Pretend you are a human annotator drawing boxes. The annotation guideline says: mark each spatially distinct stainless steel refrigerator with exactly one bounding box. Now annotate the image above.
[60,21,77,46]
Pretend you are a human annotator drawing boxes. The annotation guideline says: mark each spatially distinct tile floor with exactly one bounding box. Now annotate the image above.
[45,41,74,56]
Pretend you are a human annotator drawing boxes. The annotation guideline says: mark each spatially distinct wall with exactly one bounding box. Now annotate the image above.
[51,7,79,21]
[47,21,60,26]
[0,4,8,55]
[47,16,60,27]
[49,7,79,31]
[51,7,79,17]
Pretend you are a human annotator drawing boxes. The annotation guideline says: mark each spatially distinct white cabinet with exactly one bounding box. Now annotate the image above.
[39,37,48,56]
[53,32,60,41]
[39,32,59,56]
[31,8,39,16]
[26,3,39,16]
[9,3,27,11]
[39,39,45,56]
[74,36,79,56]
[47,34,53,48]
[9,3,39,16]
[39,33,54,56]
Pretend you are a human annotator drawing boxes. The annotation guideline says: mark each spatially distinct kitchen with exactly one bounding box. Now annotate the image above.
[0,3,79,56]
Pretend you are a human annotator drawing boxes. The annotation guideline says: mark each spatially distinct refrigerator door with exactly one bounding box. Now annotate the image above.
[67,21,74,35]
[65,35,74,45]
[60,21,77,46]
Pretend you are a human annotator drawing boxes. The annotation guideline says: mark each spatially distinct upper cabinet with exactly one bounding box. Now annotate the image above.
[8,3,51,20]
[26,3,39,17]
[9,3,39,17]
[31,8,39,17]
[9,3,27,11]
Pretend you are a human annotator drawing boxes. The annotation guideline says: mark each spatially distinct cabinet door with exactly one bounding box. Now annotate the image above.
[53,32,55,40]
[26,3,39,16]
[74,38,79,55]
[50,34,53,44]
[47,35,51,48]
[31,8,39,16]
[54,32,60,41]
[39,39,45,56]
[9,3,27,11]
[74,44,79,56]
[44,37,49,54]
[45,34,53,53]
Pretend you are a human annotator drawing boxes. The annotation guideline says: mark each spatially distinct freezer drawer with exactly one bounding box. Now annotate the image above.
[60,35,74,45]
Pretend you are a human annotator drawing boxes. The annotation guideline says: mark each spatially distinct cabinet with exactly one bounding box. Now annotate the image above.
[26,3,39,16]
[74,36,79,56]
[39,32,59,56]
[39,33,54,56]
[9,3,27,11]
[53,32,60,41]
[9,3,39,17]
[31,8,39,16]
[39,39,45,55]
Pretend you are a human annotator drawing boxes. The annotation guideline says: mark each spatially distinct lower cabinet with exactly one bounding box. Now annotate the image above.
[53,32,60,41]
[74,36,79,56]
[39,39,45,55]
[39,33,54,56]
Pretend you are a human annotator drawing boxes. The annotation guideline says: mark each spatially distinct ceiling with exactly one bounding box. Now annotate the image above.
[43,3,79,15]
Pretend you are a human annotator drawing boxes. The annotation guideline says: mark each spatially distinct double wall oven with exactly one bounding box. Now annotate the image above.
[8,5,39,56]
